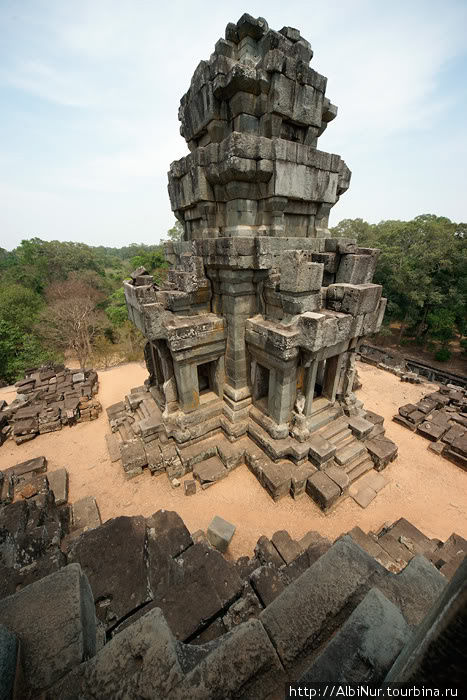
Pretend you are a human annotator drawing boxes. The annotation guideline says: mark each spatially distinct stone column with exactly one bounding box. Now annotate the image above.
[268,363,297,425]
[322,353,344,402]
[219,269,256,393]
[173,362,199,413]
[304,359,318,416]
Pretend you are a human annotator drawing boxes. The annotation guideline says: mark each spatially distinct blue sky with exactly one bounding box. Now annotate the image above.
[1,0,466,250]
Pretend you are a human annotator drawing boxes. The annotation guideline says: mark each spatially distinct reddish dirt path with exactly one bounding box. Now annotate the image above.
[1,361,466,558]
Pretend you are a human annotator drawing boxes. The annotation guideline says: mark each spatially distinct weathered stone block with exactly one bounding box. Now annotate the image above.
[300,588,409,683]
[120,439,147,478]
[260,537,383,669]
[366,437,398,470]
[0,564,96,693]
[280,251,324,293]
[250,565,286,606]
[47,468,69,506]
[72,496,101,533]
[306,471,341,510]
[184,479,196,495]
[67,516,149,630]
[46,608,183,700]
[207,515,236,552]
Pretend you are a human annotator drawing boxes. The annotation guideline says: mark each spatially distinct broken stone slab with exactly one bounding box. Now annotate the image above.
[72,372,85,383]
[255,535,285,568]
[271,530,302,565]
[363,470,389,493]
[0,563,96,694]
[144,543,243,642]
[351,484,377,509]
[193,456,227,489]
[146,509,193,559]
[260,536,384,670]
[106,401,126,419]
[68,516,150,630]
[347,527,397,571]
[365,410,384,425]
[376,555,447,627]
[105,433,121,463]
[72,496,101,534]
[300,587,410,684]
[120,439,147,478]
[250,565,286,607]
[47,468,69,506]
[45,607,183,700]
[366,437,398,470]
[207,515,236,552]
[222,587,263,630]
[306,470,341,510]
[3,456,47,483]
[169,618,286,700]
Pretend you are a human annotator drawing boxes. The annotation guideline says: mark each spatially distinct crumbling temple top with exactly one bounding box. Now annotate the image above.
[124,14,392,508]
[168,14,350,240]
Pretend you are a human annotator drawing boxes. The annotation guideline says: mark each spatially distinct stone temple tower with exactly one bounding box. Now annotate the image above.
[124,15,395,508]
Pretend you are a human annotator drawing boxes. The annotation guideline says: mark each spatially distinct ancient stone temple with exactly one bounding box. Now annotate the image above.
[124,14,395,508]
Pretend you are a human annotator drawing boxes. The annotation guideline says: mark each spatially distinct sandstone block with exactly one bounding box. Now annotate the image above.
[68,516,149,630]
[0,564,96,693]
[207,515,236,552]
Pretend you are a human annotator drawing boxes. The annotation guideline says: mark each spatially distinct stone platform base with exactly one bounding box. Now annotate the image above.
[106,385,397,513]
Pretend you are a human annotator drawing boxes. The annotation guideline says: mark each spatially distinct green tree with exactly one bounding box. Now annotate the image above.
[166,220,184,241]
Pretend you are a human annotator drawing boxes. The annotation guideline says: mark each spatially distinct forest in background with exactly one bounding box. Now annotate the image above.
[330,215,467,365]
[0,215,465,385]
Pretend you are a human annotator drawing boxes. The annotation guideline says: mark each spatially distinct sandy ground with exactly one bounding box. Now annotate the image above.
[1,361,466,559]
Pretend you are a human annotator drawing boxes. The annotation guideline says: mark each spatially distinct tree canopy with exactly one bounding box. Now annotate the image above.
[331,215,467,351]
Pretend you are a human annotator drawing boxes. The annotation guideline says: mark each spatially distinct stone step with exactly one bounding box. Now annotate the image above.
[308,407,343,434]
[310,397,332,417]
[319,417,349,441]
[177,435,219,471]
[328,429,352,447]
[346,457,374,484]
[335,440,366,467]
[248,422,310,462]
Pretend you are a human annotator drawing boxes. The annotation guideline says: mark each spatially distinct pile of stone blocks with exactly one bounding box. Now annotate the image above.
[393,384,467,469]
[1,496,466,696]
[0,456,102,599]
[0,365,102,446]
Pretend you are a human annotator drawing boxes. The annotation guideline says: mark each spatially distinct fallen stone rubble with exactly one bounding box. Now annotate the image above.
[106,383,397,511]
[393,384,467,470]
[0,483,466,697]
[0,365,102,446]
